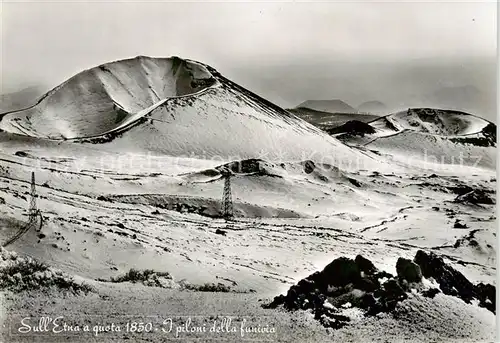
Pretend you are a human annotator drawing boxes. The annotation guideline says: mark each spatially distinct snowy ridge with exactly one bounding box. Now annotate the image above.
[296,99,357,114]
[84,75,377,167]
[368,108,492,137]
[0,56,217,139]
[0,56,383,171]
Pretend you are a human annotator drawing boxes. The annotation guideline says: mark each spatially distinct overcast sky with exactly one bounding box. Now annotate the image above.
[0,0,497,115]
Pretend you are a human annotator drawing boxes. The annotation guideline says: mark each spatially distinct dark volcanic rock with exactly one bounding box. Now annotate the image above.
[453,220,468,229]
[454,190,496,205]
[476,283,496,314]
[413,250,496,313]
[225,158,262,174]
[347,178,362,187]
[263,255,408,328]
[326,120,376,136]
[482,122,497,145]
[396,258,423,283]
[14,151,28,157]
[264,252,496,331]
[215,229,227,236]
[316,257,361,288]
[422,288,441,298]
[414,250,475,302]
[303,160,316,174]
[378,279,408,312]
[355,255,377,275]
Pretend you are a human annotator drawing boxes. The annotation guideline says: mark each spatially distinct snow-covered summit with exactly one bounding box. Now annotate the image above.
[0,56,381,169]
[0,56,216,138]
[369,108,493,137]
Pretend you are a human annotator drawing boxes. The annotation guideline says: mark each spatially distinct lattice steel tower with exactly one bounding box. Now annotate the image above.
[1,172,41,247]
[29,172,37,217]
[221,172,234,219]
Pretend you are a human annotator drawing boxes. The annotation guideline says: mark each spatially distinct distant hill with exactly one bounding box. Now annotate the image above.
[369,108,493,136]
[0,86,44,114]
[357,100,387,115]
[295,99,356,114]
[288,107,378,131]
[335,107,495,150]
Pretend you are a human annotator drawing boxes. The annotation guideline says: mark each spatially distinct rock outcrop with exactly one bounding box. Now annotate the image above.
[264,250,495,330]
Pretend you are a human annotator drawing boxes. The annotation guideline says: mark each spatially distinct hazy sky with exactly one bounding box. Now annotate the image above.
[0,1,497,114]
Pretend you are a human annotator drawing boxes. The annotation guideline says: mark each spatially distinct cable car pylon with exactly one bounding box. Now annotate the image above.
[2,171,43,247]
[221,170,234,220]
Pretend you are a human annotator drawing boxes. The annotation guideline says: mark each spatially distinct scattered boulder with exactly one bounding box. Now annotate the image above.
[378,279,408,312]
[314,257,361,288]
[455,190,495,205]
[422,288,441,298]
[396,258,422,284]
[348,178,362,188]
[355,255,377,275]
[14,151,28,157]
[413,250,496,313]
[453,229,482,249]
[215,229,227,236]
[303,160,316,174]
[414,250,475,302]
[453,219,468,229]
[0,197,5,205]
[476,283,496,314]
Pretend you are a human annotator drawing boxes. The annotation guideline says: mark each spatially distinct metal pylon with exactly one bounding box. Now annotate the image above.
[29,172,37,219]
[1,171,42,247]
[221,173,234,220]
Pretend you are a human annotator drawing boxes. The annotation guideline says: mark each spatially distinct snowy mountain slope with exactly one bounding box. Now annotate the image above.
[0,56,216,138]
[368,108,492,137]
[331,108,496,170]
[0,149,495,293]
[362,131,496,170]
[0,56,496,342]
[0,57,386,172]
[87,84,376,166]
